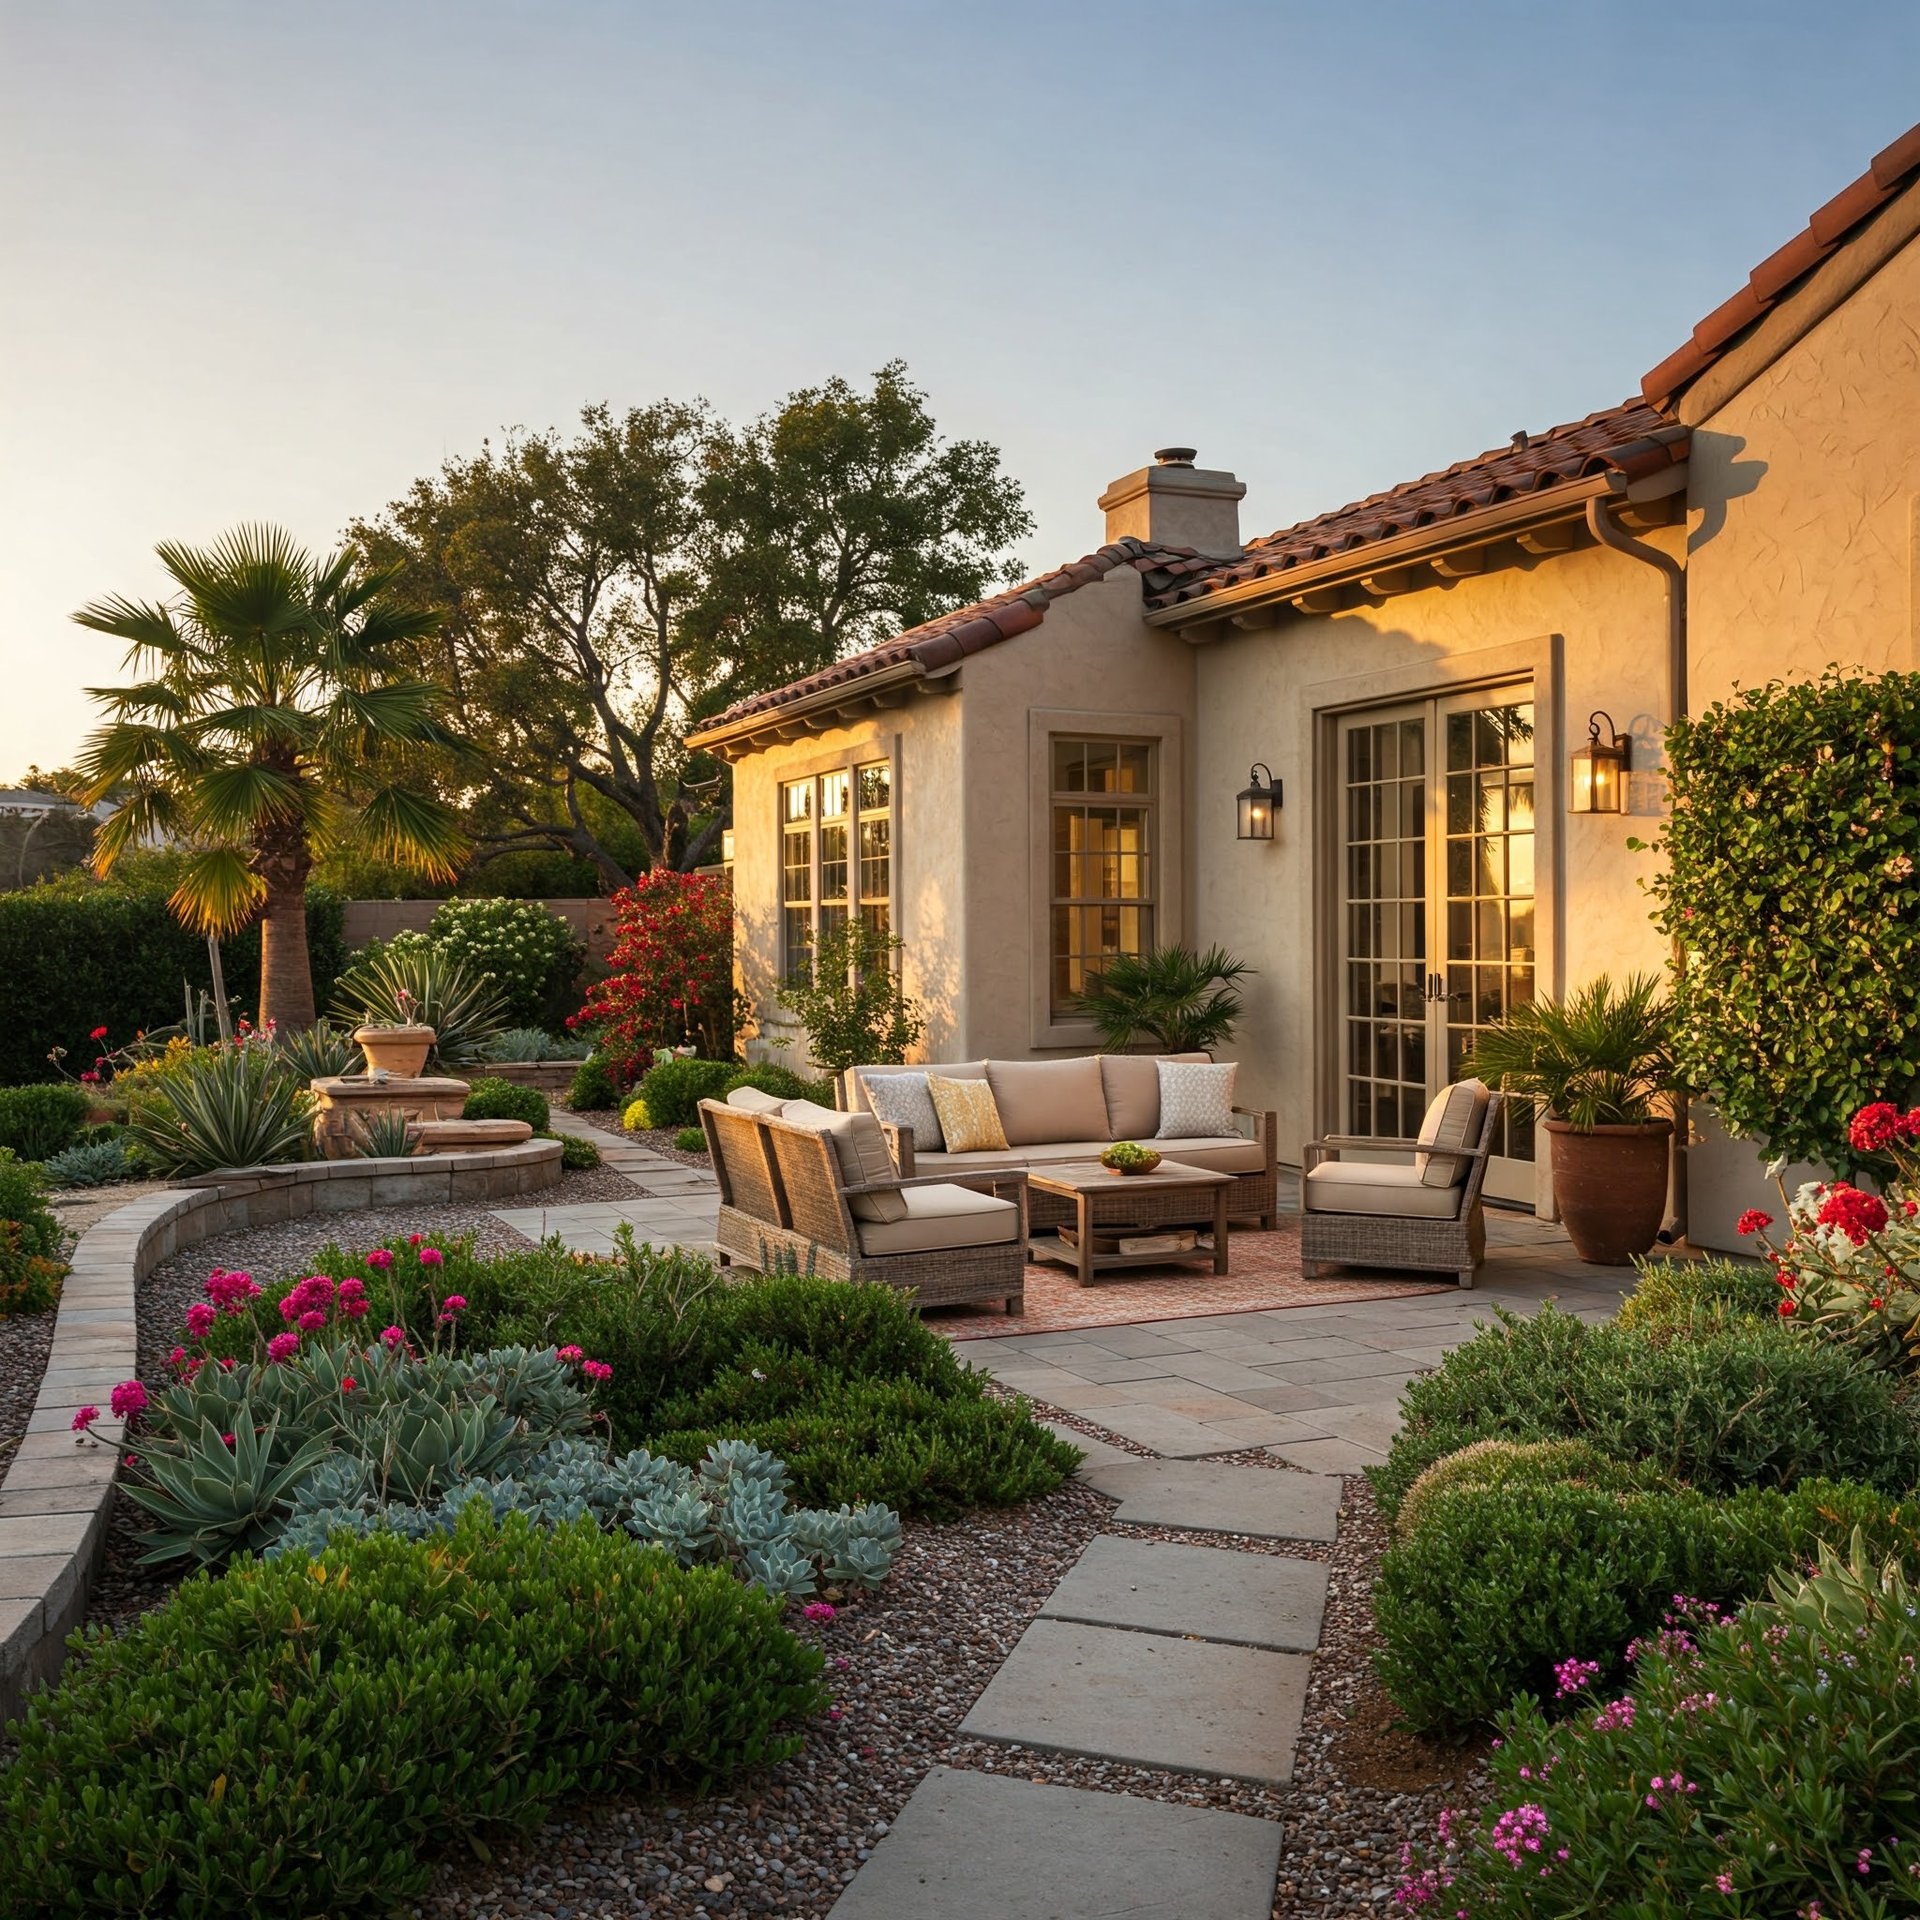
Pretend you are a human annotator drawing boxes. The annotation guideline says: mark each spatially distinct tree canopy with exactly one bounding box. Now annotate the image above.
[351,362,1031,888]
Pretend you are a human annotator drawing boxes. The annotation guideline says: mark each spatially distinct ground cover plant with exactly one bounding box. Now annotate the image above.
[207,1231,1077,1520]
[1396,1537,1920,1915]
[0,1512,825,1920]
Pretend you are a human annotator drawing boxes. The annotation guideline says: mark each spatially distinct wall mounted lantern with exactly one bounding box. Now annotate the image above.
[1569,711,1631,814]
[1236,763,1282,840]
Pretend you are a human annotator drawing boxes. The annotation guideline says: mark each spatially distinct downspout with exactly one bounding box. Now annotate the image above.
[1583,495,1689,1242]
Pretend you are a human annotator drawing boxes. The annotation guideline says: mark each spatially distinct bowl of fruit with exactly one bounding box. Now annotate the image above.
[1100,1141,1162,1176]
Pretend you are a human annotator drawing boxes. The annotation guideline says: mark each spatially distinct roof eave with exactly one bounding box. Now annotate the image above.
[685,659,937,762]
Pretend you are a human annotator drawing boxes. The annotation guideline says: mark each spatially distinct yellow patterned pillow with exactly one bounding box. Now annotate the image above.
[927,1073,1010,1153]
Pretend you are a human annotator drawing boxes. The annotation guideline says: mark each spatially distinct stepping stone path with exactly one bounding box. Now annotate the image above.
[831,1447,1344,1919]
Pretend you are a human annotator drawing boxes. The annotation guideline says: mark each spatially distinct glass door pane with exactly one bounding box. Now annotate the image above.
[1338,708,1428,1142]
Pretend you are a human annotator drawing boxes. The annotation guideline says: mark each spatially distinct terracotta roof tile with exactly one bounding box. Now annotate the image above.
[691,537,1206,735]
[1146,401,1683,612]
[1642,117,1920,407]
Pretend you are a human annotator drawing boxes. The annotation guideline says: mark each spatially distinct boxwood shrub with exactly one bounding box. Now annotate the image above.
[0,1083,91,1161]
[0,1512,824,1919]
[1367,1304,1920,1522]
[462,1075,550,1132]
[1373,1474,1916,1733]
[1614,1254,1779,1342]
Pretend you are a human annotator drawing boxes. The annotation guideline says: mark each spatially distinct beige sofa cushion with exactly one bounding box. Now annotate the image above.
[1304,1159,1463,1220]
[913,1135,1263,1177]
[856,1182,1020,1256]
[1414,1079,1490,1187]
[928,1074,1010,1153]
[777,1100,907,1223]
[726,1083,786,1114]
[1098,1052,1210,1141]
[1145,1137,1266,1176]
[985,1057,1110,1146]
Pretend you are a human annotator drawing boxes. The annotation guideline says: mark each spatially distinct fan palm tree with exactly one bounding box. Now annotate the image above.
[73,526,469,1030]
[1074,943,1255,1053]
[1464,972,1677,1128]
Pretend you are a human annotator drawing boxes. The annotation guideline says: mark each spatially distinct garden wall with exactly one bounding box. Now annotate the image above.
[0,1138,562,1723]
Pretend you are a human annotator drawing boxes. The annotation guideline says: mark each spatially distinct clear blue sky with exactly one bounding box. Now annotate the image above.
[3,0,1917,775]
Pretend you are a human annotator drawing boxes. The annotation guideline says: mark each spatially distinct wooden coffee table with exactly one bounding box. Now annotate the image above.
[1025,1160,1234,1287]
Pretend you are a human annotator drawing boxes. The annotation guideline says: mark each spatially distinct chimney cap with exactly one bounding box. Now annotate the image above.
[1153,446,1197,467]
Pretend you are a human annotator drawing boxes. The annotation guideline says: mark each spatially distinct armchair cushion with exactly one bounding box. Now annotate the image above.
[778,1100,908,1223]
[1304,1159,1464,1220]
[928,1074,1011,1153]
[985,1056,1109,1146]
[1414,1079,1491,1187]
[726,1083,786,1114]
[856,1069,945,1151]
[855,1182,1021,1256]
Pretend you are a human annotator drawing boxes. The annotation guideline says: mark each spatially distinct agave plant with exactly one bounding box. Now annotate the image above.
[331,942,509,1069]
[273,1017,362,1082]
[348,1107,417,1159]
[124,1415,333,1564]
[1073,943,1254,1053]
[124,1043,315,1176]
[1464,971,1677,1129]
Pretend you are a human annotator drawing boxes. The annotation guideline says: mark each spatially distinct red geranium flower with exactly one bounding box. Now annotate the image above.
[1818,1185,1890,1245]
[89,1025,109,1041]
[1736,1209,1773,1236]
[1848,1102,1905,1154]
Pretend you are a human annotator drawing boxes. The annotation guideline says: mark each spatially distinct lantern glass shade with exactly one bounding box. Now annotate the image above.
[1236,764,1280,840]
[1569,716,1629,814]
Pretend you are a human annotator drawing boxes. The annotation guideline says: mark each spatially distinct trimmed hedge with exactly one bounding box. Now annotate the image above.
[1368,1304,1920,1521]
[0,880,346,1086]
[0,1513,823,1917]
[1373,1474,1919,1734]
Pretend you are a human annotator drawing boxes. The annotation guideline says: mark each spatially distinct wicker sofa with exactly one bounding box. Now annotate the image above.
[699,1096,1029,1314]
[844,1055,1279,1234]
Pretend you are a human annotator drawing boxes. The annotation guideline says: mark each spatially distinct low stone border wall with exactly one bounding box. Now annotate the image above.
[482,1061,583,1095]
[0,1138,562,1724]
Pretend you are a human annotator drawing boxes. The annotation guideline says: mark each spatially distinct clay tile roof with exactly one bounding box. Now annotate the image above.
[690,537,1213,736]
[1147,401,1683,612]
[1642,118,1920,408]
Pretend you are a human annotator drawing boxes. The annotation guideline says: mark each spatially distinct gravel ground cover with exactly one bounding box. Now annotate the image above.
[0,1304,55,1481]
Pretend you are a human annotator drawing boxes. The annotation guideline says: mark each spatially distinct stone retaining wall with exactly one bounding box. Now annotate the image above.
[481,1061,583,1095]
[0,1138,562,1724]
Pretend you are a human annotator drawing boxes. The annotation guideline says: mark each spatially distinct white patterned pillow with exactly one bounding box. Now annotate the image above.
[1154,1060,1238,1139]
[857,1070,945,1152]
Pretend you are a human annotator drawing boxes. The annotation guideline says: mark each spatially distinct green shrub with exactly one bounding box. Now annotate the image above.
[1372,1474,1915,1733]
[0,1083,91,1160]
[1391,1436,1665,1541]
[0,872,345,1088]
[675,1124,709,1155]
[567,1053,622,1110]
[0,1512,825,1919]
[1368,1305,1920,1522]
[124,1044,314,1176]
[0,1150,63,1258]
[1400,1537,1920,1912]
[40,1135,140,1188]
[638,1056,743,1128]
[463,1076,550,1132]
[482,1025,588,1063]
[1616,1253,1778,1341]
[0,1149,66,1314]
[332,1232,1078,1519]
[422,897,584,1029]
[727,1062,836,1105]
[549,1130,601,1170]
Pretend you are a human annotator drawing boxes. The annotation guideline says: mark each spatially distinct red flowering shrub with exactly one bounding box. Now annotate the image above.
[570,872,740,1084]
[1816,1184,1890,1245]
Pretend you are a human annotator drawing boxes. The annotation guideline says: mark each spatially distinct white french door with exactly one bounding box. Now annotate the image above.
[1335,686,1538,1203]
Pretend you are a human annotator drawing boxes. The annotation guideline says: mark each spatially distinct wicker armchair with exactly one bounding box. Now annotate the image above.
[699,1100,1028,1315]
[1299,1087,1504,1289]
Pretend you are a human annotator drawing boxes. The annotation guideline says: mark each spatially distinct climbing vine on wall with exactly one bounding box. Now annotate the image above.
[1640,667,1920,1175]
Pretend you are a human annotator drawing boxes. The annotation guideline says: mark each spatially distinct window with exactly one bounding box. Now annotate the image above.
[782,759,892,977]
[1050,737,1155,1016]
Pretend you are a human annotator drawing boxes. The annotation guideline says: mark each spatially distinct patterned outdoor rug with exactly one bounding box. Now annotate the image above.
[933,1221,1451,1339]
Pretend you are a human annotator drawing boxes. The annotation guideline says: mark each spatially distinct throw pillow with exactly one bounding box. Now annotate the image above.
[777,1100,908,1223]
[1154,1060,1238,1139]
[927,1073,1011,1153]
[857,1070,946,1152]
[1414,1079,1489,1188]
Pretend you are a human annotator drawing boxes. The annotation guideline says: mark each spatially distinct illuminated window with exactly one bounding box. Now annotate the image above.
[1050,738,1155,1017]
[782,760,892,977]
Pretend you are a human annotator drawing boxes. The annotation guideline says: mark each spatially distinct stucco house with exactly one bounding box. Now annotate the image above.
[687,121,1920,1253]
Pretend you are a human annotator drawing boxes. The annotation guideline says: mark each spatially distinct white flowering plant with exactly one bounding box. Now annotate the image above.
[421,899,583,1028]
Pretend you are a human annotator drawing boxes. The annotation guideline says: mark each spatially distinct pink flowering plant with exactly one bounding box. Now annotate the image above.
[1740,1099,1920,1372]
[1396,1546,1920,1915]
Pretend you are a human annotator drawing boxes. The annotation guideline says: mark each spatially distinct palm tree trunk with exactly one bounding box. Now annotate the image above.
[256,830,317,1032]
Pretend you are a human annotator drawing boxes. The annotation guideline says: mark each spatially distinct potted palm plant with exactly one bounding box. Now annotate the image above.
[1465,972,1678,1264]
[1073,944,1254,1053]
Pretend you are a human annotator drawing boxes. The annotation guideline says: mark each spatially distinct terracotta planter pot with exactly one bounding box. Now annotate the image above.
[352,1024,437,1079]
[1545,1118,1673,1265]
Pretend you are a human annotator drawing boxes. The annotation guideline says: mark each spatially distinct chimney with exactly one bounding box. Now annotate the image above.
[1098,447,1246,553]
